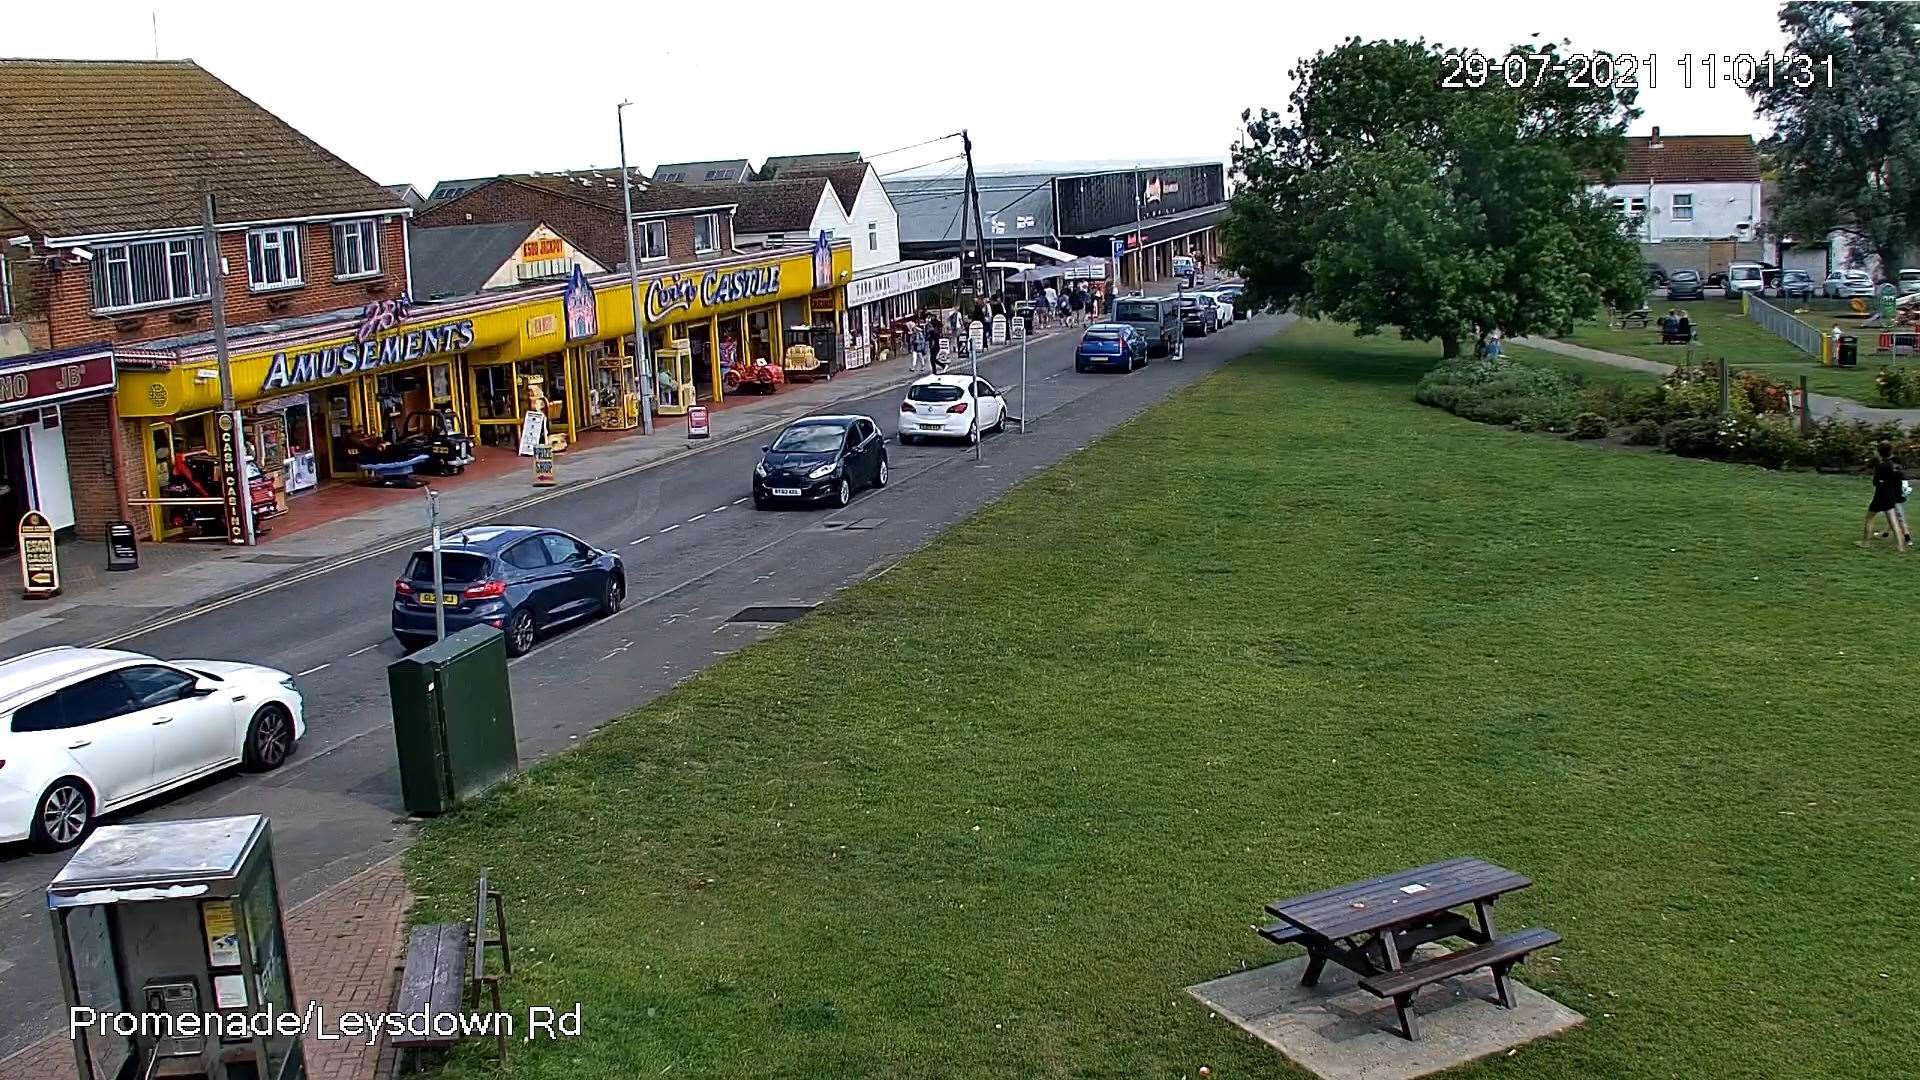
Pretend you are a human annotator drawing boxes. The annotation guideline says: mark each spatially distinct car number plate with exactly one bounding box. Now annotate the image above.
[418,593,459,606]
[771,487,802,497]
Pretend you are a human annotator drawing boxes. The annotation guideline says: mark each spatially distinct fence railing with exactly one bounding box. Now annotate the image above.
[1743,292,1824,357]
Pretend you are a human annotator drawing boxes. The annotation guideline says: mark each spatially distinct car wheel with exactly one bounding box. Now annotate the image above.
[243,704,295,771]
[394,634,428,653]
[31,779,93,851]
[753,495,771,510]
[900,433,917,445]
[876,459,890,487]
[991,410,1005,434]
[602,575,625,616]
[505,607,537,657]
[833,479,852,508]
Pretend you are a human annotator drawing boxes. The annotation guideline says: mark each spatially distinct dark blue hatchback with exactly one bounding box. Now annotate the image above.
[391,525,624,656]
[1075,323,1147,373]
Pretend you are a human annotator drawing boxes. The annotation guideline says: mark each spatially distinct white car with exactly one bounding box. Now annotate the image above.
[897,373,1008,445]
[1194,291,1235,326]
[0,647,305,849]
[1898,269,1920,297]
[1823,271,1873,299]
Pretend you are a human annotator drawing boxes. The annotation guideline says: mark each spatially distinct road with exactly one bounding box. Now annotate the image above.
[0,310,1288,1057]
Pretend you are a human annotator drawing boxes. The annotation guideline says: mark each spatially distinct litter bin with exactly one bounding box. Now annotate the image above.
[1837,334,1858,368]
[389,624,518,815]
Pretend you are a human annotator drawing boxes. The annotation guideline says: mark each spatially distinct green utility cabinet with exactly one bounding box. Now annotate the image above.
[389,625,519,815]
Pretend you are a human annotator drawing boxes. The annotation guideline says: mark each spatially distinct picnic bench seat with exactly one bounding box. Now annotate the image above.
[391,873,513,1068]
[1259,921,1307,946]
[1359,926,1560,1039]
[1614,308,1650,329]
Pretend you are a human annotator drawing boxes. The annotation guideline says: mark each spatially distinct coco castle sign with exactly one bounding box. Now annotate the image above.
[262,297,476,392]
[644,261,784,325]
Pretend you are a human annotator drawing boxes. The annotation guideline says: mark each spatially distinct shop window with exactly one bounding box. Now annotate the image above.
[332,220,381,280]
[247,226,303,291]
[693,214,718,254]
[640,221,668,261]
[89,236,207,313]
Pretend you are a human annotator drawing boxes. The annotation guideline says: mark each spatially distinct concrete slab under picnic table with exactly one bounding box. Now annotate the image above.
[1188,951,1584,1080]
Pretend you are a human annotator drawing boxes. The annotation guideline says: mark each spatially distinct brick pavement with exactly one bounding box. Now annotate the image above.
[0,855,410,1080]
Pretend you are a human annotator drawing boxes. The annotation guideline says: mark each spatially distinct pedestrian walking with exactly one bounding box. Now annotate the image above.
[1862,441,1911,552]
[909,323,928,373]
[924,313,943,372]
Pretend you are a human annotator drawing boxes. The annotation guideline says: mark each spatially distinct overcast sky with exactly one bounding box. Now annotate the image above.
[9,0,1791,192]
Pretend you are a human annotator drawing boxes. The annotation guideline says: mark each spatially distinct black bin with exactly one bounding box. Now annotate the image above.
[1837,335,1858,368]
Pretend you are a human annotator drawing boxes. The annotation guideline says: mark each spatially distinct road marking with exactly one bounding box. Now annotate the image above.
[732,497,749,505]
[660,524,681,533]
[295,663,331,677]
[689,513,707,522]
[712,505,729,513]
[628,536,652,545]
[347,643,381,657]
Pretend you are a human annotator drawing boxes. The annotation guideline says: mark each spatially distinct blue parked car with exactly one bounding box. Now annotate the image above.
[391,525,624,656]
[1075,323,1148,373]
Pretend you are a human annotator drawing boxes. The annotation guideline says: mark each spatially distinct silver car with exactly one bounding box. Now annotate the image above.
[1823,271,1873,299]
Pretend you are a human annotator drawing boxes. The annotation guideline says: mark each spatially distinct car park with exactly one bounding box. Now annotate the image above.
[1178,295,1219,336]
[755,415,889,510]
[1075,324,1149,373]
[1823,271,1873,299]
[1778,269,1815,301]
[392,525,625,656]
[897,376,1006,444]
[1665,268,1705,300]
[0,646,305,849]
[1111,295,1184,358]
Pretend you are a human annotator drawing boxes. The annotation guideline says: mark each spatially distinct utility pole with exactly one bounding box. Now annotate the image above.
[617,102,655,435]
[427,488,446,642]
[202,185,254,545]
[201,186,234,414]
[963,130,987,462]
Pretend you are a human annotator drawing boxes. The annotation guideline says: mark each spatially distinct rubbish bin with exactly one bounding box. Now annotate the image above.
[389,624,518,815]
[1837,334,1858,368]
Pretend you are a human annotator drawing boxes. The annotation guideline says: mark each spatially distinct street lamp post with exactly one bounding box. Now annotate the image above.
[617,101,655,436]
[427,488,446,643]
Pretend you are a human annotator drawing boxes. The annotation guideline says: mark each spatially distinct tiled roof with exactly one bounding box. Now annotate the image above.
[759,152,861,178]
[779,163,871,214]
[0,59,406,239]
[692,179,829,234]
[502,171,734,214]
[651,159,753,184]
[1615,135,1761,184]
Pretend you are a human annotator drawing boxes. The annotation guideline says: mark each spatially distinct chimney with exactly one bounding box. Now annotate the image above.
[1649,126,1663,149]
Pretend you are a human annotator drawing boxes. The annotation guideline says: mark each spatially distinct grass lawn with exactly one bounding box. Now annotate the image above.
[407,319,1919,1079]
[1501,343,1661,390]
[1556,299,1914,406]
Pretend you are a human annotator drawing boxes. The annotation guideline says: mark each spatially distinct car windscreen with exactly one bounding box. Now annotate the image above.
[1670,271,1698,280]
[1785,271,1810,281]
[772,425,845,452]
[908,384,966,402]
[1902,270,1920,281]
[404,552,491,583]
[1730,266,1761,281]
[1113,301,1159,321]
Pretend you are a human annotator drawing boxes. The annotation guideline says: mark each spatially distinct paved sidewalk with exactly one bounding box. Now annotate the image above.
[1518,336,1920,425]
[0,855,411,1080]
[0,320,1084,651]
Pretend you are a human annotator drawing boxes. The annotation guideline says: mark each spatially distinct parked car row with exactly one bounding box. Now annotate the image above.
[1663,263,1920,302]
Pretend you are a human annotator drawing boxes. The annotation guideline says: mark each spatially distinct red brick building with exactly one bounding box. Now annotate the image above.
[0,59,410,540]
[417,173,736,270]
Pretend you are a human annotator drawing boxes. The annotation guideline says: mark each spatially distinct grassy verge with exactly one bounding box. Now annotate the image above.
[1556,300,1914,405]
[408,319,1919,1079]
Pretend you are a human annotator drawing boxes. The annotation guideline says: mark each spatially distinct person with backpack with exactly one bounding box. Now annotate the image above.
[1863,441,1910,552]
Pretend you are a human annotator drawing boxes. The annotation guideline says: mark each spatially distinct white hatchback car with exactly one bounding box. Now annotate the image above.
[0,647,305,849]
[897,373,1008,445]
[1194,291,1235,327]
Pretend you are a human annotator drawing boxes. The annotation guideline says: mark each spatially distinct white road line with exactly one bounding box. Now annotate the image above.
[628,536,652,545]
[295,663,331,677]
[689,513,708,522]
[732,497,749,505]
[712,505,729,513]
[660,524,681,533]
[347,643,380,657]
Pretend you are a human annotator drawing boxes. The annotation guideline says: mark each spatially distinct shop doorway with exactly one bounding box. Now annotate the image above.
[0,428,30,552]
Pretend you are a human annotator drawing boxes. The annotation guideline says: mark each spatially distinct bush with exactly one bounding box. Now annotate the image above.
[1568,412,1612,440]
[1803,416,1879,471]
[1877,366,1920,407]
[1661,417,1725,459]
[1415,356,1576,428]
[1732,416,1805,470]
[1626,419,1664,446]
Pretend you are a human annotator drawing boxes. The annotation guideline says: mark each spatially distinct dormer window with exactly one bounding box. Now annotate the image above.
[693,214,718,254]
[247,225,303,291]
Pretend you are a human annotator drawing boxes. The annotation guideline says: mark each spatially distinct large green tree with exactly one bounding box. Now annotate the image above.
[1222,37,1646,357]
[1750,2,1920,275]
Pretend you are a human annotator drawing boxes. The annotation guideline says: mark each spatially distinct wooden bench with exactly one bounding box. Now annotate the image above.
[1359,926,1560,1040]
[1614,308,1650,329]
[391,873,514,1070]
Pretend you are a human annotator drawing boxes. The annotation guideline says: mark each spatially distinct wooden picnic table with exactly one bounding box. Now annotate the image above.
[1261,857,1557,1039]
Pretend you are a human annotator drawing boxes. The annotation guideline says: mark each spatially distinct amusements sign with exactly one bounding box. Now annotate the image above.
[18,510,58,598]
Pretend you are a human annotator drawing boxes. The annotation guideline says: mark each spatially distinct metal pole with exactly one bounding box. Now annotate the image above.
[617,102,655,435]
[1019,324,1028,434]
[428,488,445,643]
[962,132,984,463]
[202,187,234,413]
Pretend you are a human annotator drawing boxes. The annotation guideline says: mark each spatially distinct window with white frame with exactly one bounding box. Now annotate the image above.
[640,220,668,260]
[247,225,303,290]
[332,219,380,280]
[1671,193,1694,222]
[693,214,718,253]
[1611,196,1647,216]
[89,235,208,312]
[867,222,878,251]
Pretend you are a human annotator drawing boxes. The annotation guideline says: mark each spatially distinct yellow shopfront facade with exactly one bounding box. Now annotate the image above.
[115,244,852,539]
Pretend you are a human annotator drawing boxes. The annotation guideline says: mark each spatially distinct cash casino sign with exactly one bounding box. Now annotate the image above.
[644,261,785,324]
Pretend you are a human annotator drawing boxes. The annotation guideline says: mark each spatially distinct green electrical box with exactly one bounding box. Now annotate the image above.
[388,625,519,815]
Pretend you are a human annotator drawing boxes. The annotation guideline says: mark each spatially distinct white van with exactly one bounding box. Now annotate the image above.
[1726,262,1765,300]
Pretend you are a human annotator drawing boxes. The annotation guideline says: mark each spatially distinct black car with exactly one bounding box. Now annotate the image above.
[1666,269,1705,300]
[391,525,625,656]
[1178,295,1218,336]
[1644,262,1668,287]
[753,415,888,510]
[1778,269,1815,300]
